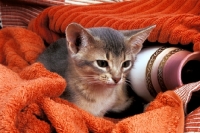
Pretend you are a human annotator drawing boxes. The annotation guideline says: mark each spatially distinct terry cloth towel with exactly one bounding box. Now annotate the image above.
[0,27,185,132]
[28,0,200,52]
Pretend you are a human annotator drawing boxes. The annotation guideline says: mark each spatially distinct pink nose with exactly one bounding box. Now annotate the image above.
[112,77,121,83]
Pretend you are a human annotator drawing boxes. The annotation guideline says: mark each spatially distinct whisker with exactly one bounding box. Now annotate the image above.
[124,78,131,83]
[70,75,98,82]
[125,79,134,90]
[86,80,102,85]
[73,78,98,83]
[126,83,133,90]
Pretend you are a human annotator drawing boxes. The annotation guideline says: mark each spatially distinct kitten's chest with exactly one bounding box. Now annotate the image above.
[76,87,118,117]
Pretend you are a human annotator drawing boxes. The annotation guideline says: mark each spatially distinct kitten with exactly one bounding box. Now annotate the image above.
[37,23,155,117]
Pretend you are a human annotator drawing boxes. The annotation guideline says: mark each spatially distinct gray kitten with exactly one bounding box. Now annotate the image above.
[37,23,155,117]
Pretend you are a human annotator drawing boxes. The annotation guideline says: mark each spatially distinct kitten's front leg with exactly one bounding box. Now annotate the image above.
[109,83,133,113]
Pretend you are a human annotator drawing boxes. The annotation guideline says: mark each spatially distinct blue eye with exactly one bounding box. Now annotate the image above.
[96,60,108,67]
[122,60,131,68]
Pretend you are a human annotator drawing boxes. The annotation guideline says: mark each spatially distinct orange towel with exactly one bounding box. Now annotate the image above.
[0,27,45,72]
[28,0,200,51]
[0,27,185,132]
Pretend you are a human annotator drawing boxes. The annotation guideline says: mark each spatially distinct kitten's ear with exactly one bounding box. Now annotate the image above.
[124,25,156,54]
[65,23,94,54]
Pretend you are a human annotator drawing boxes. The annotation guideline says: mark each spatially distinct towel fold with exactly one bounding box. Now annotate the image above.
[0,27,45,72]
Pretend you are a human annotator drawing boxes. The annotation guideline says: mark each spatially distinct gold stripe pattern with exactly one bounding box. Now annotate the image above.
[157,48,185,92]
[145,46,167,98]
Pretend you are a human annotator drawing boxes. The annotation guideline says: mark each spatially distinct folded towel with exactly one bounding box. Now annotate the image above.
[28,0,200,51]
[0,27,45,72]
[0,26,185,132]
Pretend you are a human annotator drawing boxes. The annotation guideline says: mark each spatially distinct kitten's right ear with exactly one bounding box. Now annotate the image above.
[65,23,94,54]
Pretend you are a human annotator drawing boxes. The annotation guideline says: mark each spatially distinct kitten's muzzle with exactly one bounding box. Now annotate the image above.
[112,77,121,83]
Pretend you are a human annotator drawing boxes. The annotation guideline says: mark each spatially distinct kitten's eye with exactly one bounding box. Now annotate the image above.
[122,60,131,68]
[96,60,108,67]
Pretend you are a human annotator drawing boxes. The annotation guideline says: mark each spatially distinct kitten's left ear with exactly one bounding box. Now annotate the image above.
[124,25,156,54]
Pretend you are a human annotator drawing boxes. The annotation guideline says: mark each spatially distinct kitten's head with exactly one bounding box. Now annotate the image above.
[65,23,155,87]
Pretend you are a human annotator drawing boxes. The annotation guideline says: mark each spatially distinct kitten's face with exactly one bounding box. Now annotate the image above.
[65,23,155,87]
[74,45,133,86]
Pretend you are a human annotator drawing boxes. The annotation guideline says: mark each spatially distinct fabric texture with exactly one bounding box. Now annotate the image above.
[174,82,200,132]
[27,0,200,52]
[185,106,200,132]
[0,0,120,28]
[0,0,200,132]
[0,21,2,29]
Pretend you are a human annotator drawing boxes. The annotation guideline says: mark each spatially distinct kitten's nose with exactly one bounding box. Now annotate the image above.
[112,77,121,83]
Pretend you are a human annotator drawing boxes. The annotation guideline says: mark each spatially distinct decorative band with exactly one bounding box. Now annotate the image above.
[145,46,168,98]
[157,48,185,92]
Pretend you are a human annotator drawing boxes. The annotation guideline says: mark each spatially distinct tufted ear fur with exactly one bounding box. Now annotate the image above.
[123,25,156,54]
[65,23,95,54]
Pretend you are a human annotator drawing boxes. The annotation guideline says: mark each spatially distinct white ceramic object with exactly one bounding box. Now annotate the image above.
[128,46,200,102]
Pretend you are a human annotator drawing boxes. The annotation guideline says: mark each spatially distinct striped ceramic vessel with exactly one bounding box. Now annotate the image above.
[128,46,200,101]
